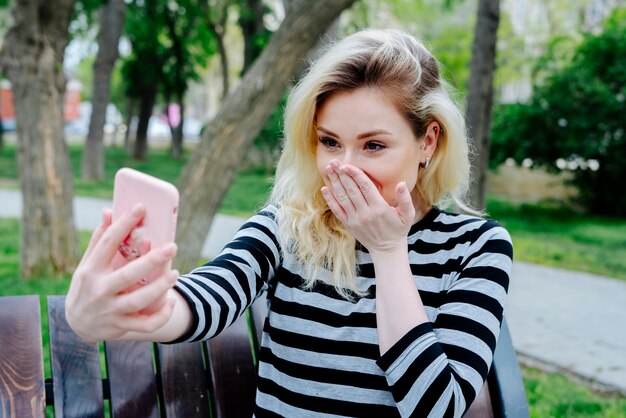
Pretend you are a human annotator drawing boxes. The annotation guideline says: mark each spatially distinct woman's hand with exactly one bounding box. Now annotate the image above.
[65,203,179,343]
[321,159,415,255]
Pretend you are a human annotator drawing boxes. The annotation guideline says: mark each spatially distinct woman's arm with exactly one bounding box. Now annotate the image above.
[322,161,513,417]
[162,206,282,343]
[66,204,281,344]
[321,160,429,353]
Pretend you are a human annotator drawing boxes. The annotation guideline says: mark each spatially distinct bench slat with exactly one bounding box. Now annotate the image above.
[47,296,104,418]
[0,295,45,418]
[105,340,159,418]
[207,312,257,417]
[156,342,210,417]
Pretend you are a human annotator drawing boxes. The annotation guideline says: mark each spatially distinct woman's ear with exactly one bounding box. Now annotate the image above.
[423,121,440,153]
[419,121,440,168]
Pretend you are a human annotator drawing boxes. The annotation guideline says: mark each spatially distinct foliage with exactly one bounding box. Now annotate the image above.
[70,0,105,38]
[244,92,287,172]
[75,50,127,114]
[160,0,214,102]
[122,0,169,100]
[342,0,475,94]
[523,367,626,418]
[491,8,626,216]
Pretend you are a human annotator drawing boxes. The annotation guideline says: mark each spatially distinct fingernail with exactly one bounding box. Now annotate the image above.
[162,243,177,257]
[132,203,144,217]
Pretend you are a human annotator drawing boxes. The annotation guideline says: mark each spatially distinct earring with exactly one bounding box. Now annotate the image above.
[424,157,430,169]
[420,144,425,150]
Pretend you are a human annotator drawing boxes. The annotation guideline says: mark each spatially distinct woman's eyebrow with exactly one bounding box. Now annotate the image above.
[317,126,392,139]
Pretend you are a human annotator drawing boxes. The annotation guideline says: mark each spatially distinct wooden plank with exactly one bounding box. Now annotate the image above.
[206,313,257,418]
[104,340,159,418]
[155,342,210,417]
[0,295,46,418]
[47,296,104,418]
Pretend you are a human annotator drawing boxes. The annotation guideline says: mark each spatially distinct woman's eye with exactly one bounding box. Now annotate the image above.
[364,141,385,151]
[319,137,339,148]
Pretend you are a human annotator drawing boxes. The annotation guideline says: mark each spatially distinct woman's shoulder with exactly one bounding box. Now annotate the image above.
[237,204,280,233]
[428,207,512,243]
[255,204,279,219]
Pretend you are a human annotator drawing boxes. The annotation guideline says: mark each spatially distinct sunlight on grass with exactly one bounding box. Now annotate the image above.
[523,367,626,418]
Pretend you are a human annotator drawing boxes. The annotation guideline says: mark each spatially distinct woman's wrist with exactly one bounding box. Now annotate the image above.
[368,241,408,262]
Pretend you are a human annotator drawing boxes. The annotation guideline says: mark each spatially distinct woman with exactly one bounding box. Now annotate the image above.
[66,29,513,417]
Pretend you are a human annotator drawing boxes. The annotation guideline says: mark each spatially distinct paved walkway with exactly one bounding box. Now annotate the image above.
[1,188,625,395]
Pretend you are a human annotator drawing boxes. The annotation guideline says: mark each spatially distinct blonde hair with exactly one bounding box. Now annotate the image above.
[269,29,472,299]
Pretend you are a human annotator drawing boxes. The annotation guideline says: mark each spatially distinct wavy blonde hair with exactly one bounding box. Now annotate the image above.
[269,29,473,299]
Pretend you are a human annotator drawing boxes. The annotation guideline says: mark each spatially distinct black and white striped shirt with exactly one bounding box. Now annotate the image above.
[174,205,513,417]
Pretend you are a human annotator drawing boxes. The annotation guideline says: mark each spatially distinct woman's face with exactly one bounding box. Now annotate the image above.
[315,87,424,206]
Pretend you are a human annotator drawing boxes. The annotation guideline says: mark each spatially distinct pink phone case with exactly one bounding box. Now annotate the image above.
[111,168,179,286]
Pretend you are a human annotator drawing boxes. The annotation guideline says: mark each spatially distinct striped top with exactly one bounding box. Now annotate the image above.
[174,205,513,417]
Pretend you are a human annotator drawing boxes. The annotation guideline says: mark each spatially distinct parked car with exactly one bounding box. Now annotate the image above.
[0,118,16,132]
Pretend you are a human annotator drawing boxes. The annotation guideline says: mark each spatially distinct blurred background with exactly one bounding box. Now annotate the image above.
[0,1,625,416]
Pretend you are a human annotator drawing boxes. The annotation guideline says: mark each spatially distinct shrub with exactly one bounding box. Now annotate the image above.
[491,8,626,216]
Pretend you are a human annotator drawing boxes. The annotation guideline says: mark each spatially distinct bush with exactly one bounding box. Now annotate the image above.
[491,8,626,216]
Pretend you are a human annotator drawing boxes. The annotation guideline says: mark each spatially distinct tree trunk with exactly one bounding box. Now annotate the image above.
[171,100,184,160]
[174,0,357,273]
[203,2,230,99]
[124,96,135,152]
[133,84,158,160]
[0,0,79,278]
[239,0,267,74]
[211,27,230,99]
[466,0,501,211]
[82,0,126,181]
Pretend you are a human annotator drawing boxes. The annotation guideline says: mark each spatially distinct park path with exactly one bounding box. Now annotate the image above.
[1,187,625,395]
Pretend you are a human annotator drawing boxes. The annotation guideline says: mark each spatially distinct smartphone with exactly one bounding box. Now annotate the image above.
[111,168,179,309]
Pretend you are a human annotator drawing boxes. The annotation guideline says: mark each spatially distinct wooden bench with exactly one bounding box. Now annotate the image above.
[0,294,529,417]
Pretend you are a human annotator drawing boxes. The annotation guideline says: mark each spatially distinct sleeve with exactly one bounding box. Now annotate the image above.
[169,205,282,343]
[376,220,513,417]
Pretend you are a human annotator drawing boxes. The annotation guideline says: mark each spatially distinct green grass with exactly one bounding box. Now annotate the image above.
[0,142,273,215]
[523,366,626,417]
[487,197,626,282]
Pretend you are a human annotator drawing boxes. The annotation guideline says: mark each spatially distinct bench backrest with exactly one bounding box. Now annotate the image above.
[0,294,529,417]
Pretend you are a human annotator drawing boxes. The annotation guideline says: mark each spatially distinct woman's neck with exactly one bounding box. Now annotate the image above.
[411,193,432,224]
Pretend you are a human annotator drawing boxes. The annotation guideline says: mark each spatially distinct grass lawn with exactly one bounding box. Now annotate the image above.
[523,367,626,417]
[0,142,273,215]
[487,197,626,282]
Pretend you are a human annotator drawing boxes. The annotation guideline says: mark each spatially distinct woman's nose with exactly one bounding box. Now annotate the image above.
[340,151,356,166]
